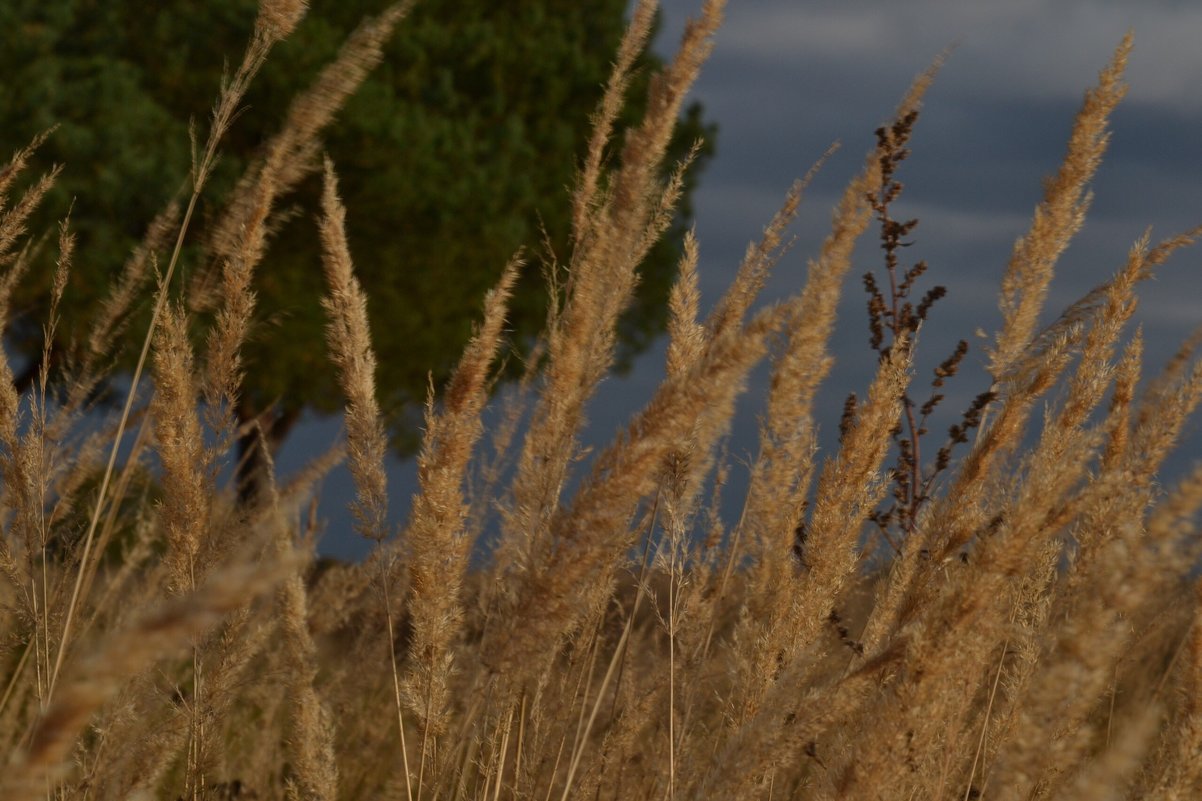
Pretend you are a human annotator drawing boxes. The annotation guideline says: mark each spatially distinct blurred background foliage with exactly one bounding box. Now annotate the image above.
[0,0,714,454]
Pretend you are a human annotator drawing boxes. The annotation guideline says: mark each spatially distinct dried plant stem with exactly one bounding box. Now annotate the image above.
[988,34,1132,383]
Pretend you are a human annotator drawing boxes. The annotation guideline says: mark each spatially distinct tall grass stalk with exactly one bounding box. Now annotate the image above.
[1,5,1200,800]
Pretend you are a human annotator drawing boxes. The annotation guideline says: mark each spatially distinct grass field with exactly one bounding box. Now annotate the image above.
[2,1,1202,798]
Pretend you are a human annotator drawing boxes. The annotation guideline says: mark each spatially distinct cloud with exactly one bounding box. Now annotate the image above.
[657,0,1202,111]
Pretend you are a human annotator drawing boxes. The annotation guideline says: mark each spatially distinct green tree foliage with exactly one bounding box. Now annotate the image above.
[0,0,714,453]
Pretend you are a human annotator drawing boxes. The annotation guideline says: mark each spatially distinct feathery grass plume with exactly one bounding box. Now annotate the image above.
[637,140,707,282]
[644,168,825,595]
[1004,232,1184,511]
[1,556,293,799]
[150,304,215,795]
[571,0,657,239]
[317,158,416,798]
[1138,317,1202,425]
[250,436,340,801]
[985,226,1202,469]
[726,152,841,555]
[987,461,1202,799]
[692,645,897,800]
[0,129,54,207]
[0,174,64,680]
[401,258,519,767]
[8,213,74,731]
[739,166,874,577]
[0,168,60,266]
[1059,706,1161,801]
[702,155,819,344]
[989,33,1131,383]
[200,2,413,432]
[318,160,389,542]
[1054,230,1200,568]
[650,163,828,573]
[257,0,308,42]
[665,229,704,380]
[1100,325,1141,467]
[463,350,537,547]
[1146,577,1202,796]
[730,336,911,733]
[151,305,210,595]
[1011,223,1202,377]
[648,232,716,543]
[493,0,726,587]
[1130,334,1202,478]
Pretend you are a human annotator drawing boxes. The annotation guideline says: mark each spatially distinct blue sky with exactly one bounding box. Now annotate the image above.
[310,0,1202,560]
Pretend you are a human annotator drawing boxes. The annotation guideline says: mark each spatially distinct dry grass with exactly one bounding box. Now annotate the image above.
[2,3,1201,799]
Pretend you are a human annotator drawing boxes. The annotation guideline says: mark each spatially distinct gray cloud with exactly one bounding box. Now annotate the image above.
[674,0,1202,109]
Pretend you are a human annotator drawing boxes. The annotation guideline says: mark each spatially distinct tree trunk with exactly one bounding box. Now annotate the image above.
[234,399,301,507]
[12,350,45,395]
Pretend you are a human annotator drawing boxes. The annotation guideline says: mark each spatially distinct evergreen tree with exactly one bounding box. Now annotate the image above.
[0,0,714,456]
